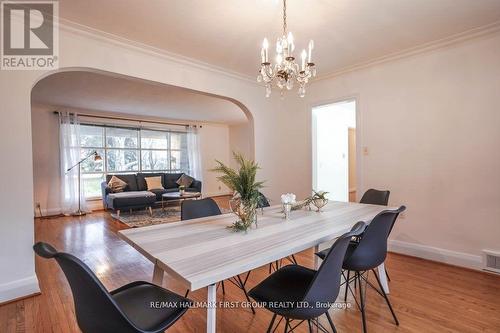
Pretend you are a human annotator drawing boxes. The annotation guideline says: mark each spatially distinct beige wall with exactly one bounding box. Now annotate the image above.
[3,18,499,303]
[0,22,303,302]
[305,31,500,269]
[31,104,234,215]
[228,123,253,167]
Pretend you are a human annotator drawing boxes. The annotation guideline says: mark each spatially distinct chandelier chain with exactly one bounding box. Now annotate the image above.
[282,0,287,35]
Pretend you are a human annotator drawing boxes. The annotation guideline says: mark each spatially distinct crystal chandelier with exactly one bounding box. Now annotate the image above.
[257,0,316,98]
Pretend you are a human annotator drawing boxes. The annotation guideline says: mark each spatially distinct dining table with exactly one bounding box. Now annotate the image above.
[118,201,394,333]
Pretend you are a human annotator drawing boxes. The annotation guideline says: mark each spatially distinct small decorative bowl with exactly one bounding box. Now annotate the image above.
[312,198,328,212]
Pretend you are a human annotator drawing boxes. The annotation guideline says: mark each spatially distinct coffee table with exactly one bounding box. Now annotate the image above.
[161,191,202,210]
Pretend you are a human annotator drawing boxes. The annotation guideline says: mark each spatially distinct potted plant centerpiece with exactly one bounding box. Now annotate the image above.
[179,185,186,195]
[212,152,265,232]
[309,190,329,212]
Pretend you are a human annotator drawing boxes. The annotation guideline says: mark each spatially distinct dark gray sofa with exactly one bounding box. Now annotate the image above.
[101,172,202,216]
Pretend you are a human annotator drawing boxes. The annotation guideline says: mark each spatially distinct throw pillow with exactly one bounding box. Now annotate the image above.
[108,175,127,193]
[176,174,194,188]
[145,176,164,190]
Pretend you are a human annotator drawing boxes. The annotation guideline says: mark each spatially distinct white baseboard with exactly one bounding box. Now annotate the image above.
[0,275,40,303]
[388,239,483,271]
[37,207,62,217]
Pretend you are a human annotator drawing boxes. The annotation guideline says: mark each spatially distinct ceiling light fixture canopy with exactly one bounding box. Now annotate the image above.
[257,0,316,98]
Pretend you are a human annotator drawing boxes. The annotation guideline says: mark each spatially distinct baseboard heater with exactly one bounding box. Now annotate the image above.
[483,249,500,274]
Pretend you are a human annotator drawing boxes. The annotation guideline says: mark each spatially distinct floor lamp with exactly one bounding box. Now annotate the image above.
[66,151,102,216]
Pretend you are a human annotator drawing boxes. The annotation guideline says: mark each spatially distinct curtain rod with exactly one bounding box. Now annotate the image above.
[53,111,200,128]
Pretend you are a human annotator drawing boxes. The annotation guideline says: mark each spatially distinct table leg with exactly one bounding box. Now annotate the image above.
[207,284,216,333]
[314,244,320,269]
[377,263,390,294]
[152,261,164,286]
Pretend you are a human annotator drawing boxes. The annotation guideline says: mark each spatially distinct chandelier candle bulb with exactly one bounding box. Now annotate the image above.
[301,50,307,71]
[262,38,269,62]
[308,40,314,63]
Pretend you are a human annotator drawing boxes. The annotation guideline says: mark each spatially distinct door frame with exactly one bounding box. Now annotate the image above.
[309,95,363,202]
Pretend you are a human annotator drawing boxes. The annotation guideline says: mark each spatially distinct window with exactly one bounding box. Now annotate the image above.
[79,124,189,199]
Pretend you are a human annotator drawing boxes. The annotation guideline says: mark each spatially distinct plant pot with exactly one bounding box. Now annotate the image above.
[179,189,185,196]
[312,198,328,212]
[229,198,257,232]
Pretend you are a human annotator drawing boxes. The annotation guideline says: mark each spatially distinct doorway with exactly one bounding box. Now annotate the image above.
[312,100,357,202]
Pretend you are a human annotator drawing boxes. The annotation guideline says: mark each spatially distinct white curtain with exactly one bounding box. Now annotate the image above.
[187,125,203,182]
[59,112,88,214]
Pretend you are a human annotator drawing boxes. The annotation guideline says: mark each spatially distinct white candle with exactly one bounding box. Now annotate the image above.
[287,32,294,53]
[308,40,314,63]
[301,49,307,71]
[261,48,265,63]
[262,38,269,62]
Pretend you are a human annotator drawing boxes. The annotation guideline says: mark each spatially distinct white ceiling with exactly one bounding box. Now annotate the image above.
[31,71,248,124]
[57,0,500,77]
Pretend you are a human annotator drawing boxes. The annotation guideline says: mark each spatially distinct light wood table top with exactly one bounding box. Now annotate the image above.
[118,201,392,291]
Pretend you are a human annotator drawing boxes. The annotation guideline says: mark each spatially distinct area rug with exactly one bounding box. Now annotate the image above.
[112,205,231,228]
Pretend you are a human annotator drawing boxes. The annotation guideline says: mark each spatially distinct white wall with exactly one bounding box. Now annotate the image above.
[31,104,234,216]
[306,31,500,269]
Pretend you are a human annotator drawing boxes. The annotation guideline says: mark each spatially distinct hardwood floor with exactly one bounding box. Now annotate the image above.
[1,197,499,332]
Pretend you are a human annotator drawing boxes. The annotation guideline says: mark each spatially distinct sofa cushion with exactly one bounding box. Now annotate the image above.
[106,191,156,209]
[164,173,183,189]
[176,174,194,188]
[108,175,128,193]
[145,176,164,190]
[106,174,139,192]
[137,173,165,191]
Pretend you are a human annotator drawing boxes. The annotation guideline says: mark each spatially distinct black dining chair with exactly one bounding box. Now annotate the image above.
[181,197,221,220]
[359,189,390,206]
[317,206,406,333]
[33,242,190,333]
[249,222,366,333]
[359,189,392,282]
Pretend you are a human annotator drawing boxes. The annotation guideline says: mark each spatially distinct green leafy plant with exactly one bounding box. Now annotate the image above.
[212,152,265,232]
[179,185,186,191]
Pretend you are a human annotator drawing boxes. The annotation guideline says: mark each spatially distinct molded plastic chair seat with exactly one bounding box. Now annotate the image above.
[249,265,316,319]
[111,281,190,332]
[33,242,190,333]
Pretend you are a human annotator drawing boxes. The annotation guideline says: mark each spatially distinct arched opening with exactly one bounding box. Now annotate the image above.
[31,68,254,216]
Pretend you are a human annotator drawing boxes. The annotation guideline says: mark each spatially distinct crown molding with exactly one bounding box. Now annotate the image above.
[55,18,257,85]
[314,20,500,82]
[55,17,500,87]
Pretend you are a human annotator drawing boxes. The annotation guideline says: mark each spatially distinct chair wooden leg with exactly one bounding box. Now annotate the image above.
[372,269,399,325]
[307,320,313,333]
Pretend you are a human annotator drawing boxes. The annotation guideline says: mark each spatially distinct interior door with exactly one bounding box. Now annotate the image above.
[312,107,349,202]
